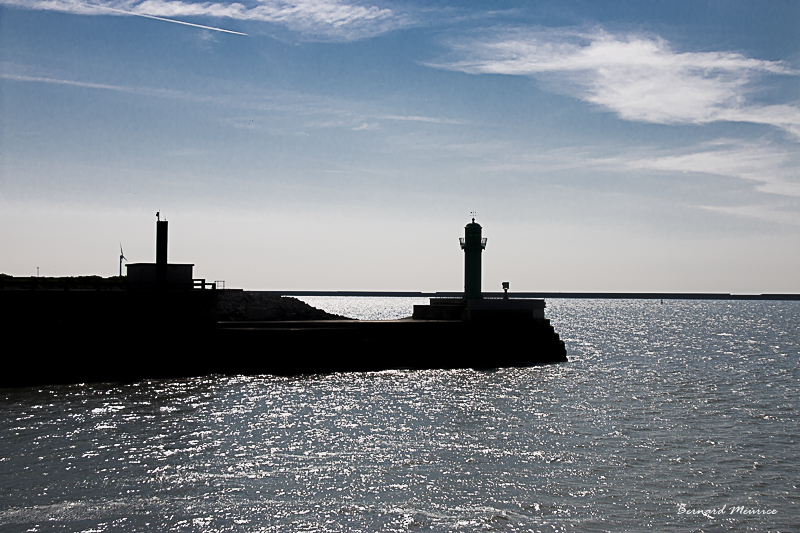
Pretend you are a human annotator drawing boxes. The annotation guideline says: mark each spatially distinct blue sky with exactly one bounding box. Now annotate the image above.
[1,0,799,292]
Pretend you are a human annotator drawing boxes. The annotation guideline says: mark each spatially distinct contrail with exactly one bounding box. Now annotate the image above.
[84,3,248,35]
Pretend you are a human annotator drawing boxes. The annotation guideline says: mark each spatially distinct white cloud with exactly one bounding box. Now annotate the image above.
[379,114,466,125]
[352,122,379,130]
[2,65,464,134]
[430,28,800,138]
[1,70,224,101]
[0,0,409,40]
[2,72,133,92]
[0,64,369,118]
[694,204,800,226]
[621,141,800,198]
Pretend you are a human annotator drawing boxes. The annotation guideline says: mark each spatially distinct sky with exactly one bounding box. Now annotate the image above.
[1,0,799,292]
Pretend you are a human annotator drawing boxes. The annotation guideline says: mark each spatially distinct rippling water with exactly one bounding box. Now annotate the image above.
[294,296,429,321]
[1,299,797,532]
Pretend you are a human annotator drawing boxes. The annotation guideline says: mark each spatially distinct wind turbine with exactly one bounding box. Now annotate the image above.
[119,243,128,277]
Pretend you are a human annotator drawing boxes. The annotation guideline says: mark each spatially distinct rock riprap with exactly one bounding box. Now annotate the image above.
[217,291,348,321]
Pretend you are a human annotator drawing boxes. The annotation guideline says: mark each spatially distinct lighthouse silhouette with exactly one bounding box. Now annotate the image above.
[460,215,487,300]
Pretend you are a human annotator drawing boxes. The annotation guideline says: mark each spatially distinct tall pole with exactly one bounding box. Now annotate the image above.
[156,220,168,288]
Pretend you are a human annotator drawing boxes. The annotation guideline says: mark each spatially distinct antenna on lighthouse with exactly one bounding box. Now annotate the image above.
[470,211,477,223]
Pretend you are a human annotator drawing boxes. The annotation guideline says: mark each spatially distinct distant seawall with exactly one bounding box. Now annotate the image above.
[261,291,800,301]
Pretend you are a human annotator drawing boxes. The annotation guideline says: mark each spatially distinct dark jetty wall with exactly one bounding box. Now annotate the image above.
[215,318,567,376]
[0,286,566,387]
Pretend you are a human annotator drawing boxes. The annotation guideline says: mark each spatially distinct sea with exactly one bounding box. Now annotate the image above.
[0,298,797,532]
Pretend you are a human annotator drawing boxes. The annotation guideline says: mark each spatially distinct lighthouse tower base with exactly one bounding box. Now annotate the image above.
[412,297,546,321]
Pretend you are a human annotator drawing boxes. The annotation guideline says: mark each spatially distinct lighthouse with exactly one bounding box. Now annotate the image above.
[460,217,487,300]
[412,219,549,322]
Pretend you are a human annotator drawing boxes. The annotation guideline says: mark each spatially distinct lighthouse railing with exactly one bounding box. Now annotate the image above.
[459,237,488,250]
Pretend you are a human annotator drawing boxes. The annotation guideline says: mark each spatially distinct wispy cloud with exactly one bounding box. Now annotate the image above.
[4,66,468,139]
[352,122,379,131]
[2,66,458,133]
[693,204,800,226]
[1,70,212,100]
[1,0,410,40]
[379,114,466,125]
[429,28,800,138]
[620,140,800,198]
[1,65,362,117]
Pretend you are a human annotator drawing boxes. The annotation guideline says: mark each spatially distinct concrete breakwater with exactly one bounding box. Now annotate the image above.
[216,316,566,376]
[0,286,566,387]
[1,218,572,387]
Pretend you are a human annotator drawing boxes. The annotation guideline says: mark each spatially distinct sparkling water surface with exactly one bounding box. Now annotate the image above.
[1,299,798,532]
[293,296,429,321]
